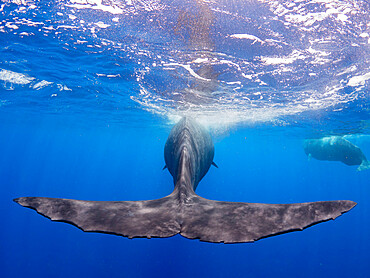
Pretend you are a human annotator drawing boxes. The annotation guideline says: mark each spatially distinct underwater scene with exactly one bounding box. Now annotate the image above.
[1,0,369,277]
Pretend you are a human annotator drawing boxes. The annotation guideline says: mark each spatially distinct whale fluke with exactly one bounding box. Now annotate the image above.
[14,118,356,243]
[14,196,355,243]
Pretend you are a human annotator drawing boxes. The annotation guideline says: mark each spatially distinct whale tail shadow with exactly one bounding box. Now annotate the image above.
[14,193,356,243]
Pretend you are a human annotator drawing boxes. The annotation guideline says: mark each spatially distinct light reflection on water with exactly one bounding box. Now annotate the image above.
[0,0,369,131]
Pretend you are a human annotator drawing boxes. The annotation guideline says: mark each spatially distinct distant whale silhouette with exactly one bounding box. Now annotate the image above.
[14,118,356,243]
[304,136,370,171]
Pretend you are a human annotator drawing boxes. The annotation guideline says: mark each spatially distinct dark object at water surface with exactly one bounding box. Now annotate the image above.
[14,118,356,243]
[304,136,370,171]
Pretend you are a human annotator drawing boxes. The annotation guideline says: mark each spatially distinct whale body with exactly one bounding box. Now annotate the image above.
[304,136,370,171]
[14,118,356,243]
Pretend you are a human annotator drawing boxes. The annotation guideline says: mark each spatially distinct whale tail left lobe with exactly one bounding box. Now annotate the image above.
[14,196,181,239]
[14,194,356,243]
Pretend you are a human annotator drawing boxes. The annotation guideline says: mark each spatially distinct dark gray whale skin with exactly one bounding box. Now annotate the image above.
[14,118,356,243]
[304,136,370,171]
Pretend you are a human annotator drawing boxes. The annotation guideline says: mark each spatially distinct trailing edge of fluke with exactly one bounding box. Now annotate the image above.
[14,118,356,243]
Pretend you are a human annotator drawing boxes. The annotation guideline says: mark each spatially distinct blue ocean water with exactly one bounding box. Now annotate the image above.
[1,0,369,277]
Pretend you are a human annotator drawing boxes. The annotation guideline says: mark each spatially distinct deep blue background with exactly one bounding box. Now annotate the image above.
[0,115,368,278]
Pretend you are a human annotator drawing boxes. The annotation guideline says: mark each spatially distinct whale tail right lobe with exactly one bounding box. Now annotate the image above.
[14,193,356,243]
[179,196,355,243]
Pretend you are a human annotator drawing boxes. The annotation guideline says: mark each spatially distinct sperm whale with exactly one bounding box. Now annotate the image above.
[14,118,356,243]
[304,136,370,171]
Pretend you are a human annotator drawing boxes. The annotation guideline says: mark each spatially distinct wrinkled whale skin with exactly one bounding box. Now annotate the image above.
[14,119,356,243]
